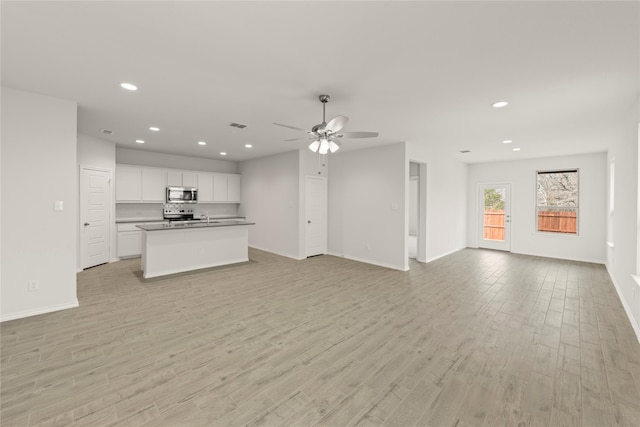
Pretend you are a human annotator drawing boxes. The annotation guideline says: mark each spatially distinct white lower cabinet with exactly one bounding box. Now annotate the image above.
[117,230,142,258]
[117,222,165,258]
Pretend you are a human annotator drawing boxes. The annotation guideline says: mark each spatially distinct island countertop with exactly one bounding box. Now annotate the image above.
[136,220,254,231]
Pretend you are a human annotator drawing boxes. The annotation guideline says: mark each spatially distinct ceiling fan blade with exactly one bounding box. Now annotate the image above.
[325,115,349,133]
[273,123,308,133]
[284,137,306,142]
[334,131,379,139]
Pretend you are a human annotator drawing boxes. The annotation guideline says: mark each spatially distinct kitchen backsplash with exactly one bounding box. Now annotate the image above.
[116,203,239,220]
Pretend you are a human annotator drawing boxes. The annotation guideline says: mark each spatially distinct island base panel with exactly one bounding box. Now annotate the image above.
[141,226,249,279]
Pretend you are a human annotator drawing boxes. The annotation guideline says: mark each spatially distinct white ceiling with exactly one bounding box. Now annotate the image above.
[2,1,638,163]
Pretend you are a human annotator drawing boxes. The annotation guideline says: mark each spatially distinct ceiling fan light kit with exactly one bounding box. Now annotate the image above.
[274,94,378,154]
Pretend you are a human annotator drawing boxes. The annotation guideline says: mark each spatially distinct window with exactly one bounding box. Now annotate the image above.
[536,169,578,234]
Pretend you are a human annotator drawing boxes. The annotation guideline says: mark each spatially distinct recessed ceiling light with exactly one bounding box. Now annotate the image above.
[198,141,207,146]
[120,82,138,91]
[135,139,144,144]
[244,144,253,148]
[149,127,160,132]
[502,140,512,144]
[492,101,508,108]
[220,152,227,156]
[512,147,521,151]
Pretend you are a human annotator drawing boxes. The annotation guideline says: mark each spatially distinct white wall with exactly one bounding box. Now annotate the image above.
[77,133,117,265]
[238,150,302,259]
[407,142,468,263]
[328,143,407,270]
[606,102,640,341]
[116,147,237,173]
[467,152,607,264]
[1,87,78,321]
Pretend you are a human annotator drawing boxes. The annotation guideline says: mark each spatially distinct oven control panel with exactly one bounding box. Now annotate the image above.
[163,204,194,215]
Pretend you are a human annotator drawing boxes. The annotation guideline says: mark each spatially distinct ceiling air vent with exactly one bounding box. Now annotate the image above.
[230,123,247,129]
[100,129,113,135]
[459,150,471,154]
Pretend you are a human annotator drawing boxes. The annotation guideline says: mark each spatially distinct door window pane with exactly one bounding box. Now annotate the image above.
[484,188,505,241]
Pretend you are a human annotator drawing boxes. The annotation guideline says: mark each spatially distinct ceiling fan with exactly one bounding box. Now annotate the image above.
[274,94,379,154]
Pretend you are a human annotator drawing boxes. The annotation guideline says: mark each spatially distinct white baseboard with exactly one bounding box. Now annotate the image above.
[326,251,407,271]
[249,245,304,260]
[605,264,640,344]
[509,249,605,265]
[426,247,465,263]
[1,300,79,322]
[142,258,249,279]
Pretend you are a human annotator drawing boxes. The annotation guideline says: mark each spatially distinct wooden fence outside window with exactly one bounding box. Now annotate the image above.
[483,209,577,239]
[537,210,577,234]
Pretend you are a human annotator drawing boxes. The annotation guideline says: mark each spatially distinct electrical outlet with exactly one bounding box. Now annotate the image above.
[28,280,40,292]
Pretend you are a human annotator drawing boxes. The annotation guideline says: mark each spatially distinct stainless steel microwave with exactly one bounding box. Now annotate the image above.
[166,186,197,203]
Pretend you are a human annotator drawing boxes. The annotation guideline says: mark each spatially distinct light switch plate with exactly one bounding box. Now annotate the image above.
[54,201,64,211]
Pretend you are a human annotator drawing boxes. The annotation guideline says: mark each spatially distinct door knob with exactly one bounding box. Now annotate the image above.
[307,220,311,224]
[84,222,90,226]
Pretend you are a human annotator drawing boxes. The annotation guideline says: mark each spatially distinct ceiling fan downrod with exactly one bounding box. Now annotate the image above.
[319,94,330,126]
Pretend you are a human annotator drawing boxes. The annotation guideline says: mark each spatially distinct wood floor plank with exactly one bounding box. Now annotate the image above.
[2,248,640,426]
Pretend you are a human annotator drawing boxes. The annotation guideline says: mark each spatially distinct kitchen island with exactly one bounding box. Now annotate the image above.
[136,220,254,279]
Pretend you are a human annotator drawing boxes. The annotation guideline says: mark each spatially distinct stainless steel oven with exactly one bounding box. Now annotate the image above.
[163,204,195,221]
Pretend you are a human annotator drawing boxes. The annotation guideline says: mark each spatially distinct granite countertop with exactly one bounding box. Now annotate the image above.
[116,218,165,223]
[137,220,254,231]
[116,216,245,224]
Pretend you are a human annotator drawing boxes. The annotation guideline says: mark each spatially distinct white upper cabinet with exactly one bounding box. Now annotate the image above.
[227,174,241,202]
[167,170,197,188]
[166,170,182,187]
[116,165,142,201]
[141,168,166,202]
[213,174,228,202]
[182,173,197,187]
[116,165,165,203]
[117,165,241,204]
[197,173,214,202]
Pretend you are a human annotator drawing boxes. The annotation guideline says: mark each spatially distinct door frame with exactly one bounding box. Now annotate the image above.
[79,165,112,270]
[304,175,328,258]
[477,182,512,251]
[407,161,427,265]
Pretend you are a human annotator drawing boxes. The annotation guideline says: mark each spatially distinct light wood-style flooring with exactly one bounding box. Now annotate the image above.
[2,248,640,426]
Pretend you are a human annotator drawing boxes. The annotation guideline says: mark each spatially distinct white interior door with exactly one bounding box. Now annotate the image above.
[478,183,511,251]
[305,176,327,257]
[81,167,111,269]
